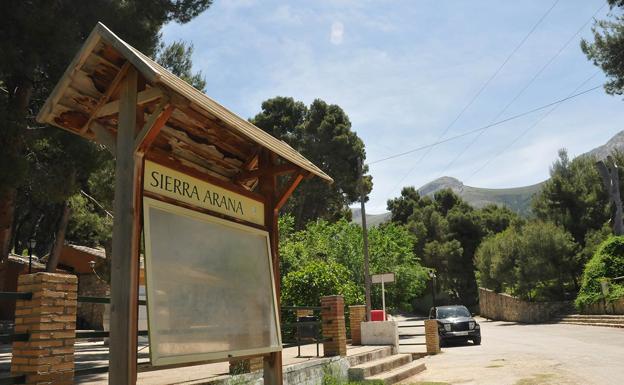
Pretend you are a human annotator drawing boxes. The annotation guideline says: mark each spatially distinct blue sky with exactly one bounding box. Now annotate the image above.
[162,0,624,213]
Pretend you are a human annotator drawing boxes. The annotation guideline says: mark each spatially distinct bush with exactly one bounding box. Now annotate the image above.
[282,259,363,307]
[576,236,624,309]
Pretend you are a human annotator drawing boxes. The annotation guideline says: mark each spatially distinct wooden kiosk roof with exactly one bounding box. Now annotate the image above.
[36,22,329,385]
[37,22,332,190]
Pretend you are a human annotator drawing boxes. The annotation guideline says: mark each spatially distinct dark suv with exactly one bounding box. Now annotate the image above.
[429,305,481,346]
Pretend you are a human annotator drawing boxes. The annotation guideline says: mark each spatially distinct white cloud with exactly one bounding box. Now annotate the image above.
[330,21,344,45]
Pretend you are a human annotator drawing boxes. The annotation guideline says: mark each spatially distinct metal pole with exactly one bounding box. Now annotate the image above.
[381,277,386,320]
[431,276,436,308]
[358,158,372,322]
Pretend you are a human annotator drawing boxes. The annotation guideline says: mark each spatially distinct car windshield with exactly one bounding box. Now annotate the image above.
[437,307,470,319]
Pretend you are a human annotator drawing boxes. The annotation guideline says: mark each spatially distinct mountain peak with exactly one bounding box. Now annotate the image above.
[418,176,464,197]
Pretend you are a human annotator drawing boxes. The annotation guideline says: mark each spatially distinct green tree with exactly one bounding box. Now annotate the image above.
[252,97,371,229]
[581,0,624,95]
[0,0,212,261]
[475,221,577,301]
[156,40,207,92]
[281,260,363,307]
[532,149,611,284]
[387,187,519,306]
[279,216,428,312]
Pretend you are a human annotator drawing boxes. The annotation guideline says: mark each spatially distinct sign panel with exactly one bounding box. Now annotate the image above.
[144,160,265,225]
[143,198,281,366]
[371,272,395,284]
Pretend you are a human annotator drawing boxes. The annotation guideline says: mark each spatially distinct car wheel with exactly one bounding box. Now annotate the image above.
[439,338,445,348]
[472,336,481,345]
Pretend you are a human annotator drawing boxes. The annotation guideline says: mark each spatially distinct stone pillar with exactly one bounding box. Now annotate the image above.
[424,319,440,354]
[11,273,78,385]
[321,295,347,357]
[229,357,264,375]
[349,305,366,345]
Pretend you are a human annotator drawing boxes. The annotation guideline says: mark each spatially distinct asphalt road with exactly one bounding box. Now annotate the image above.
[403,317,624,385]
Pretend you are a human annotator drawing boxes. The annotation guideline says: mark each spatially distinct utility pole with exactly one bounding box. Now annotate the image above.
[358,158,372,321]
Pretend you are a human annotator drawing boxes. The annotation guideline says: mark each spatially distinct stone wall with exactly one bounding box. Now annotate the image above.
[76,273,109,329]
[478,288,572,323]
[580,298,624,315]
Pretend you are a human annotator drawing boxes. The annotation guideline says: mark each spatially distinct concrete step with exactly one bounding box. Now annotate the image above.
[364,359,426,384]
[347,346,394,367]
[348,353,412,381]
[557,321,624,328]
[560,314,624,320]
[557,317,624,324]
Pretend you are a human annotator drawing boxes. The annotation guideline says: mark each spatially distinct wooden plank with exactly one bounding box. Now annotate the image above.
[145,149,266,203]
[236,163,299,182]
[274,172,304,214]
[134,102,174,154]
[96,86,164,118]
[109,67,140,385]
[36,30,103,124]
[80,61,130,133]
[260,150,283,385]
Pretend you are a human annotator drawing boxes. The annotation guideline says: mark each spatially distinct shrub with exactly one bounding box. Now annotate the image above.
[576,236,624,309]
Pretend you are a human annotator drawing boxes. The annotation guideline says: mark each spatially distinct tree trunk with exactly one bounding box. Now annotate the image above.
[0,189,17,261]
[0,73,34,262]
[46,201,71,272]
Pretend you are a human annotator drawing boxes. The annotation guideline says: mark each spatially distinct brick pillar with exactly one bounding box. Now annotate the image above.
[424,319,440,354]
[321,295,347,357]
[229,357,264,375]
[11,273,78,385]
[349,305,366,345]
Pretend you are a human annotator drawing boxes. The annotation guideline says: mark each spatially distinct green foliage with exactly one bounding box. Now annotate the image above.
[156,40,207,92]
[252,97,371,229]
[279,216,428,311]
[282,260,363,307]
[576,236,624,308]
[66,194,112,248]
[388,187,519,305]
[475,221,578,301]
[581,1,624,95]
[531,149,619,286]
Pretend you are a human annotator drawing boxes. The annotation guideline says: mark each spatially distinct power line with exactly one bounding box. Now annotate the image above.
[384,0,560,194]
[440,2,607,174]
[465,70,600,182]
[369,84,602,165]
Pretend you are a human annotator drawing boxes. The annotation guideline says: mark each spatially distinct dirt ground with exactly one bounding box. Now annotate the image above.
[402,317,624,385]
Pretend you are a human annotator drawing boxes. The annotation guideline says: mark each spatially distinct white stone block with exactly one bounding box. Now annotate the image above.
[360,321,399,353]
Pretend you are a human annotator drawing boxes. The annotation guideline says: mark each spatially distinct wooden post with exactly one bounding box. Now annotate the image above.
[109,67,141,385]
[261,151,283,385]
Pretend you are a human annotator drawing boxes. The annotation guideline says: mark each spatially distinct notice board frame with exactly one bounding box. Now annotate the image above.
[142,196,282,366]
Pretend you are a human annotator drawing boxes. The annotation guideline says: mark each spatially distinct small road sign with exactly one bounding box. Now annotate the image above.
[371,272,395,319]
[371,272,395,284]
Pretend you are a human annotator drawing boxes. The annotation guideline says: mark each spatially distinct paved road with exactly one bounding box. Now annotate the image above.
[403,317,624,385]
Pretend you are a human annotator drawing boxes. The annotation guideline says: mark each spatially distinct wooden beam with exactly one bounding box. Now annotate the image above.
[134,101,174,154]
[274,172,304,214]
[80,61,131,133]
[259,150,283,385]
[109,67,141,385]
[236,163,299,182]
[96,86,164,118]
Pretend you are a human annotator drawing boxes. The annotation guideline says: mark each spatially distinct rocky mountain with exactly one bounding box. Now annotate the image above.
[352,129,624,225]
[418,177,543,215]
[584,130,624,160]
[350,208,392,227]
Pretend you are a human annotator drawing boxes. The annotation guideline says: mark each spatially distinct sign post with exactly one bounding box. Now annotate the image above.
[371,272,395,319]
